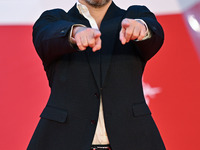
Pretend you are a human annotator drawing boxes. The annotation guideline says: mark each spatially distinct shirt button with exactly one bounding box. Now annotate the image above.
[91,120,97,125]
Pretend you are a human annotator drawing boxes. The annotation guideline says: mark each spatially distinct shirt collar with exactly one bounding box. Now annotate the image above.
[76,1,99,29]
[76,1,89,15]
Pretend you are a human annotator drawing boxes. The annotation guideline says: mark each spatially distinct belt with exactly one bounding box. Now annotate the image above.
[90,145,111,150]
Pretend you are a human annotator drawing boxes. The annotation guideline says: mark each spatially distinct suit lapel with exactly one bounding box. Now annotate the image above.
[67,4,91,27]
[86,48,101,89]
[100,3,124,86]
[68,4,101,89]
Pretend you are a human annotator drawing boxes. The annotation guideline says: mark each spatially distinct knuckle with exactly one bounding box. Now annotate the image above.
[89,40,95,45]
[126,31,132,36]
[77,43,82,47]
[133,32,139,37]
[141,32,146,37]
[131,36,136,40]
[131,34,137,39]
[76,40,81,45]
[77,45,83,50]
[82,43,88,47]
[140,36,144,40]
[81,39,87,45]
[138,35,143,40]
[89,43,95,47]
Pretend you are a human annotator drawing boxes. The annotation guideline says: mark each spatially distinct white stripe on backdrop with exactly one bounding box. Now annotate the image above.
[0,0,183,25]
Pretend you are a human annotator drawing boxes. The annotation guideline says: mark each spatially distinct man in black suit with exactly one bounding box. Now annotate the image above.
[28,0,165,149]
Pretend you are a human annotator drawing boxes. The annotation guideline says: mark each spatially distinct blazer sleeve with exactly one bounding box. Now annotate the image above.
[32,9,77,67]
[126,6,164,62]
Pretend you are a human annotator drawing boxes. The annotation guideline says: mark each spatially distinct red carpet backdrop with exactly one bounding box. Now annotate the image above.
[0,0,200,149]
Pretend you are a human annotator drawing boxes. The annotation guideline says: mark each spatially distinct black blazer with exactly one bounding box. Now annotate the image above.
[28,2,165,150]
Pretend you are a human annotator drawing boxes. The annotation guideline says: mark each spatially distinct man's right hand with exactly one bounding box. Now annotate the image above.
[72,27,102,52]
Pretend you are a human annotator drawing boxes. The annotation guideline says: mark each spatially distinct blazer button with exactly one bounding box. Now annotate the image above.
[60,30,66,35]
[152,26,157,31]
[91,120,97,125]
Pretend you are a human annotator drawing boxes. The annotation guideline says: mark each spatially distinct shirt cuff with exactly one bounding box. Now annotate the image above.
[134,19,152,41]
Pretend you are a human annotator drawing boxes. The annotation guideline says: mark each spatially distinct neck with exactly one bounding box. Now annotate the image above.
[78,0,112,28]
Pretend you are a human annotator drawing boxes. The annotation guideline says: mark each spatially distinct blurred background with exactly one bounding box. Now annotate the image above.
[0,0,200,149]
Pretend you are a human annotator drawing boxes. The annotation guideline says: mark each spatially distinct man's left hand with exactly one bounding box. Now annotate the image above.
[119,18,148,45]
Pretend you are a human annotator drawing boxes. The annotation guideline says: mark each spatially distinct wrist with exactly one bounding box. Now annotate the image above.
[72,26,81,38]
[69,24,86,44]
